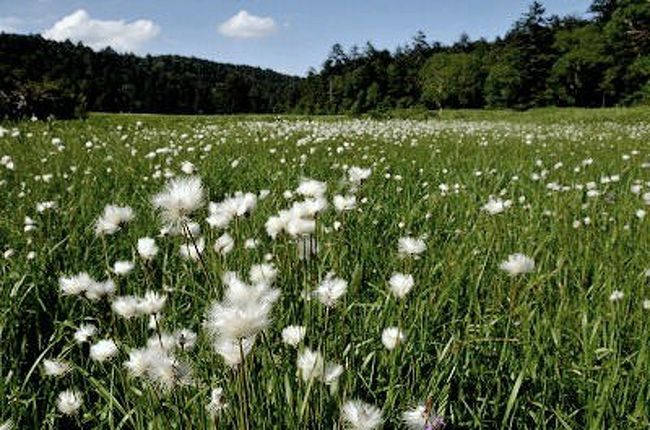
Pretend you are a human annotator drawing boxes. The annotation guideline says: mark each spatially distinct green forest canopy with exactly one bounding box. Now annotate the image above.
[0,0,648,118]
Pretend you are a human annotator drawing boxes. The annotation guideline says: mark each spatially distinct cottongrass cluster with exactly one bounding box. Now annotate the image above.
[3,113,649,429]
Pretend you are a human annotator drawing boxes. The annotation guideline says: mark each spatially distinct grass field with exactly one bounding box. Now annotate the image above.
[1,108,649,429]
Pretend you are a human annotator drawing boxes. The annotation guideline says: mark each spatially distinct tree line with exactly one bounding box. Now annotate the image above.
[299,0,649,113]
[0,0,648,119]
[0,34,300,119]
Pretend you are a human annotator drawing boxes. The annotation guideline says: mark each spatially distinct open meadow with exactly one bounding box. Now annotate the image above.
[1,108,649,429]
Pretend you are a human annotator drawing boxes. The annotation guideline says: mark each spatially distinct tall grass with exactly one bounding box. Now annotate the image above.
[0,111,648,429]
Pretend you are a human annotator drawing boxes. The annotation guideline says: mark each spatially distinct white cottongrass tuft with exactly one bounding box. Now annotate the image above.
[180,237,205,260]
[348,166,372,186]
[56,389,83,415]
[206,387,228,416]
[124,343,192,390]
[204,269,279,366]
[42,359,71,377]
[89,339,119,362]
[206,192,257,229]
[481,197,512,215]
[297,348,324,381]
[205,271,279,339]
[112,291,166,318]
[609,290,624,302]
[398,236,426,259]
[112,296,140,319]
[84,279,116,301]
[58,272,94,296]
[402,404,446,430]
[94,204,135,236]
[59,273,115,301]
[281,325,306,347]
[249,263,278,285]
[152,176,205,224]
[74,323,97,344]
[138,291,167,315]
[137,237,158,260]
[341,399,383,430]
[180,160,196,175]
[333,194,357,212]
[113,260,134,276]
[388,273,414,299]
[313,273,348,307]
[499,253,535,275]
[323,362,344,385]
[213,232,235,256]
[381,327,405,350]
[296,178,327,198]
[212,336,256,367]
[402,405,427,430]
[296,348,342,385]
[265,195,327,239]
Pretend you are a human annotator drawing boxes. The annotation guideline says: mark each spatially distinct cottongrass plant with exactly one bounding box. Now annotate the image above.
[2,111,650,429]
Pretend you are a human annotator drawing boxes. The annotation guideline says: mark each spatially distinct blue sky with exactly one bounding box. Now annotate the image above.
[0,0,593,76]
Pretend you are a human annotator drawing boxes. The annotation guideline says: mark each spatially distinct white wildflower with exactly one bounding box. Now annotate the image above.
[313,273,347,307]
[388,273,414,299]
[381,327,405,350]
[56,389,83,415]
[281,325,306,347]
[89,339,119,362]
[499,253,535,276]
[398,236,426,259]
[42,359,71,377]
[113,260,134,276]
[152,176,204,224]
[137,237,158,260]
[341,400,383,430]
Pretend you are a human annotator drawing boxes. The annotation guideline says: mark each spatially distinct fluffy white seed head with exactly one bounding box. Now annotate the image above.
[94,204,135,236]
[314,273,347,307]
[296,178,327,198]
[206,387,228,416]
[341,400,383,430]
[152,176,205,224]
[398,236,426,258]
[42,359,71,377]
[499,253,535,275]
[89,339,118,362]
[481,197,512,215]
[213,336,255,367]
[297,348,324,381]
[113,260,134,276]
[56,389,83,415]
[74,323,97,344]
[381,327,405,350]
[59,272,94,296]
[249,263,278,285]
[281,325,306,347]
[388,273,414,299]
[214,232,235,256]
[333,194,357,212]
[137,237,159,260]
[402,405,428,430]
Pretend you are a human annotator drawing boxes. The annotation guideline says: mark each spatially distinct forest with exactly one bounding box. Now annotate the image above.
[0,0,648,118]
[0,34,301,118]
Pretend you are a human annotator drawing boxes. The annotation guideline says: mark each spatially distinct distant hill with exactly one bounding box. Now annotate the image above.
[0,33,301,118]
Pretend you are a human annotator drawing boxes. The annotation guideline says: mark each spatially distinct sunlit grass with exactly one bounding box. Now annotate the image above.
[0,109,649,429]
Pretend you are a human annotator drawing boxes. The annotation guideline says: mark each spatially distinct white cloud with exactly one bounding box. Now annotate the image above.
[42,9,159,52]
[218,10,277,39]
[0,17,22,33]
